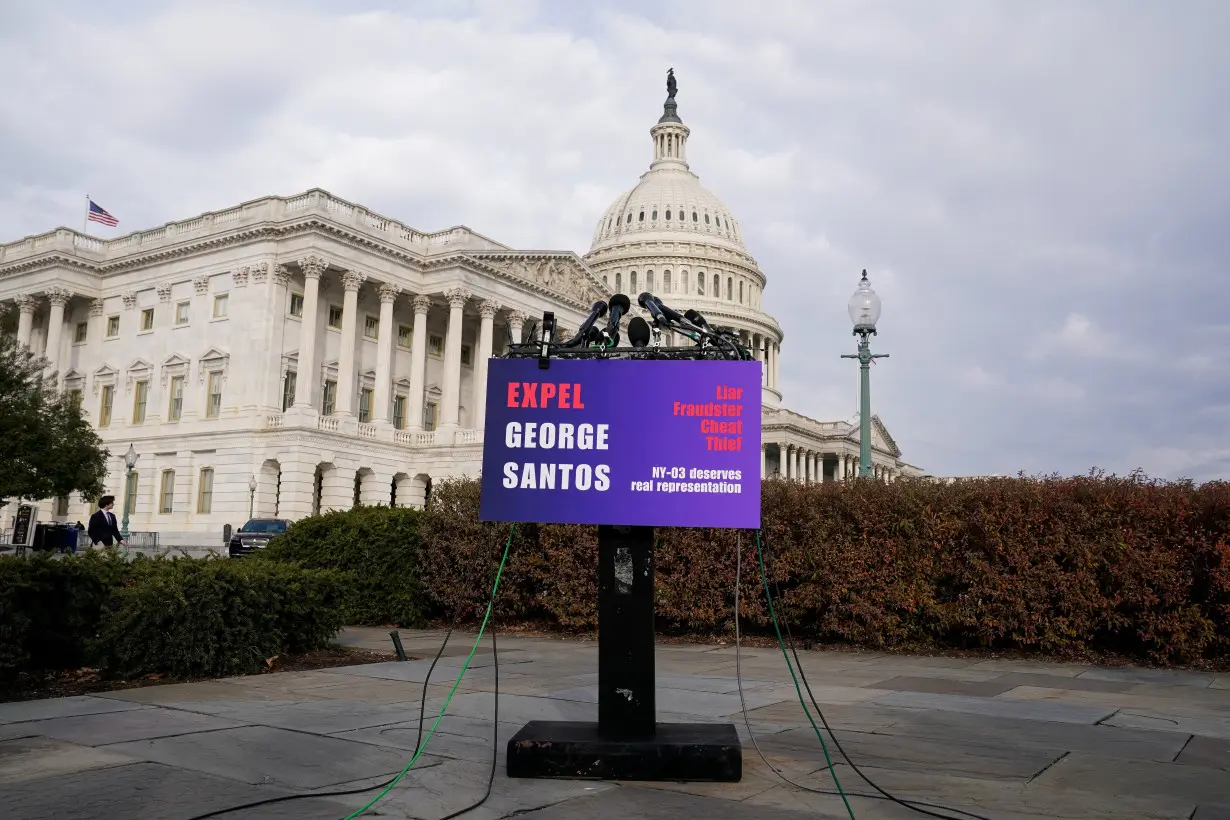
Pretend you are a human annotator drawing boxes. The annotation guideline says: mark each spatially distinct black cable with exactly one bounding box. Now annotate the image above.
[744,528,995,820]
[184,557,505,820]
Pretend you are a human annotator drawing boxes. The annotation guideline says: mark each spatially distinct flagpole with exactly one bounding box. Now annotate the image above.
[83,194,89,235]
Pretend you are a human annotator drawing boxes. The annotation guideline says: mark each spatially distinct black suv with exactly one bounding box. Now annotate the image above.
[228,518,290,558]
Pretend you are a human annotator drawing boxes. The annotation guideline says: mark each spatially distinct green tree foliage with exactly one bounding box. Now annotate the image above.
[0,319,109,504]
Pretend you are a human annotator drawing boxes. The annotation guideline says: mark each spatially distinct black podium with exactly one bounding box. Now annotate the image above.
[506,524,742,782]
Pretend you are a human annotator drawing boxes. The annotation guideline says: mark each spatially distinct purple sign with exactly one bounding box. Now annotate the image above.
[479,358,762,528]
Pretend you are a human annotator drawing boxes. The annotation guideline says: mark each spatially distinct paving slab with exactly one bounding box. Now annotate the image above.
[542,684,786,716]
[104,724,429,789]
[1193,806,1230,820]
[1032,751,1230,803]
[335,715,524,764]
[989,671,1135,693]
[869,675,1017,697]
[872,690,1116,724]
[0,760,355,820]
[17,705,247,746]
[1103,710,1230,740]
[0,736,136,784]
[883,709,1190,762]
[0,694,144,724]
[517,782,841,818]
[162,698,427,734]
[96,680,331,705]
[1076,667,1216,688]
[1175,734,1230,769]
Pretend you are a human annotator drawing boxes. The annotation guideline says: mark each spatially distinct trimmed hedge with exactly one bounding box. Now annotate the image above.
[257,505,425,627]
[375,472,1230,665]
[0,552,348,681]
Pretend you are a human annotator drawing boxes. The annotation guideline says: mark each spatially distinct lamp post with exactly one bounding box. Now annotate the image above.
[248,474,257,520]
[841,270,888,478]
[120,444,139,539]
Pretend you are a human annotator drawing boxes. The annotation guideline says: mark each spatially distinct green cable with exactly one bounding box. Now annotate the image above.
[342,524,516,820]
[754,528,856,820]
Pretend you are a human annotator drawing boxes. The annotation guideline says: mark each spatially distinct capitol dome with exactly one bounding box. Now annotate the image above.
[582,71,785,407]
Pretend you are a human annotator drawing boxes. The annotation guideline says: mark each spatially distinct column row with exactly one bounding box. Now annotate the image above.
[288,255,529,434]
[758,445,897,483]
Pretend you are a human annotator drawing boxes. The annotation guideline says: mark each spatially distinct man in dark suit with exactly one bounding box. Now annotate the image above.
[87,495,125,548]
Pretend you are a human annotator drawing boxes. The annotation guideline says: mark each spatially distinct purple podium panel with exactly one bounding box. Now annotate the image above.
[479,358,761,529]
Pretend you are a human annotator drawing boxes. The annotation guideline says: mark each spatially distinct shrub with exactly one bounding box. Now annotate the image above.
[258,504,426,627]
[0,549,132,679]
[95,557,348,679]
[414,473,1230,665]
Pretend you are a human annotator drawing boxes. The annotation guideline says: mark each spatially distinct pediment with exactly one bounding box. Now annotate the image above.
[393,377,411,390]
[162,352,190,368]
[160,352,191,386]
[93,364,117,378]
[199,347,229,364]
[465,253,608,308]
[426,383,443,398]
[870,415,901,458]
[127,358,153,374]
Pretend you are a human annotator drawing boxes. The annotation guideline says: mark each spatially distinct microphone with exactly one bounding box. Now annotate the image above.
[654,297,690,327]
[684,308,711,331]
[561,300,608,347]
[627,316,651,348]
[599,293,631,347]
[537,311,555,370]
[637,292,669,326]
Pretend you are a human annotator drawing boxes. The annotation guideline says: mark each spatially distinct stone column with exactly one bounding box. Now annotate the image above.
[795,448,803,483]
[15,294,36,347]
[473,300,501,430]
[507,310,527,346]
[372,283,400,425]
[440,287,470,432]
[407,295,432,430]
[265,264,291,410]
[334,270,366,417]
[773,342,781,389]
[760,443,766,479]
[293,256,325,408]
[783,446,792,481]
[43,287,72,377]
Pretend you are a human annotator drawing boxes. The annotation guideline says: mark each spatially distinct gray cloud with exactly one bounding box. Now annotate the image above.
[2,0,1226,480]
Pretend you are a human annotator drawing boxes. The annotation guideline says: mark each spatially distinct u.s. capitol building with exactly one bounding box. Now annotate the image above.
[0,80,921,545]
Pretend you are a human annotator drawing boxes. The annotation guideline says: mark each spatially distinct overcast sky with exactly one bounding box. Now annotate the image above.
[1,0,1226,481]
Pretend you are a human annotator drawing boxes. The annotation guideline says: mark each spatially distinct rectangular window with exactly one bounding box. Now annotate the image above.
[159,469,175,514]
[461,345,472,367]
[423,401,438,432]
[289,293,304,317]
[56,496,69,517]
[428,334,443,356]
[205,371,222,419]
[175,301,190,325]
[168,375,185,421]
[106,316,120,337]
[133,380,149,424]
[197,468,214,514]
[397,325,412,348]
[98,385,115,428]
[322,379,336,416]
[358,388,373,423]
[363,315,379,339]
[282,371,297,411]
[74,322,88,343]
[124,471,138,516]
[212,294,229,318]
[393,395,407,430]
[140,308,155,331]
[68,388,83,409]
[327,305,343,328]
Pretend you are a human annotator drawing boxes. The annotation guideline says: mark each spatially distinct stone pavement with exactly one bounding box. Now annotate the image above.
[1,627,1227,819]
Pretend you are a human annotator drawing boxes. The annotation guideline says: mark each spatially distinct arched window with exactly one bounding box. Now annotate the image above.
[626,212,632,224]
[704,213,710,225]
[615,272,622,291]
[652,209,658,220]
[630,271,637,292]
[664,270,672,293]
[738,280,743,303]
[713,273,720,297]
[647,270,655,292]
[727,277,733,300]
[665,209,672,220]
[697,272,705,295]
[692,211,698,222]
[638,210,645,222]
[603,275,608,286]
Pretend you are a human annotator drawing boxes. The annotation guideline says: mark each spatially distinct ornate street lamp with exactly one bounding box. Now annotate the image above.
[121,444,139,538]
[841,270,888,478]
[248,474,257,520]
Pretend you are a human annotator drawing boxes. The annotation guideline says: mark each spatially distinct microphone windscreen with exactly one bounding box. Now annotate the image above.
[608,293,631,313]
[684,309,706,326]
[628,316,651,348]
[636,292,656,309]
[590,300,609,317]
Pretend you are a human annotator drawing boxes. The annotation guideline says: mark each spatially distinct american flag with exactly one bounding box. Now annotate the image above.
[87,199,118,227]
